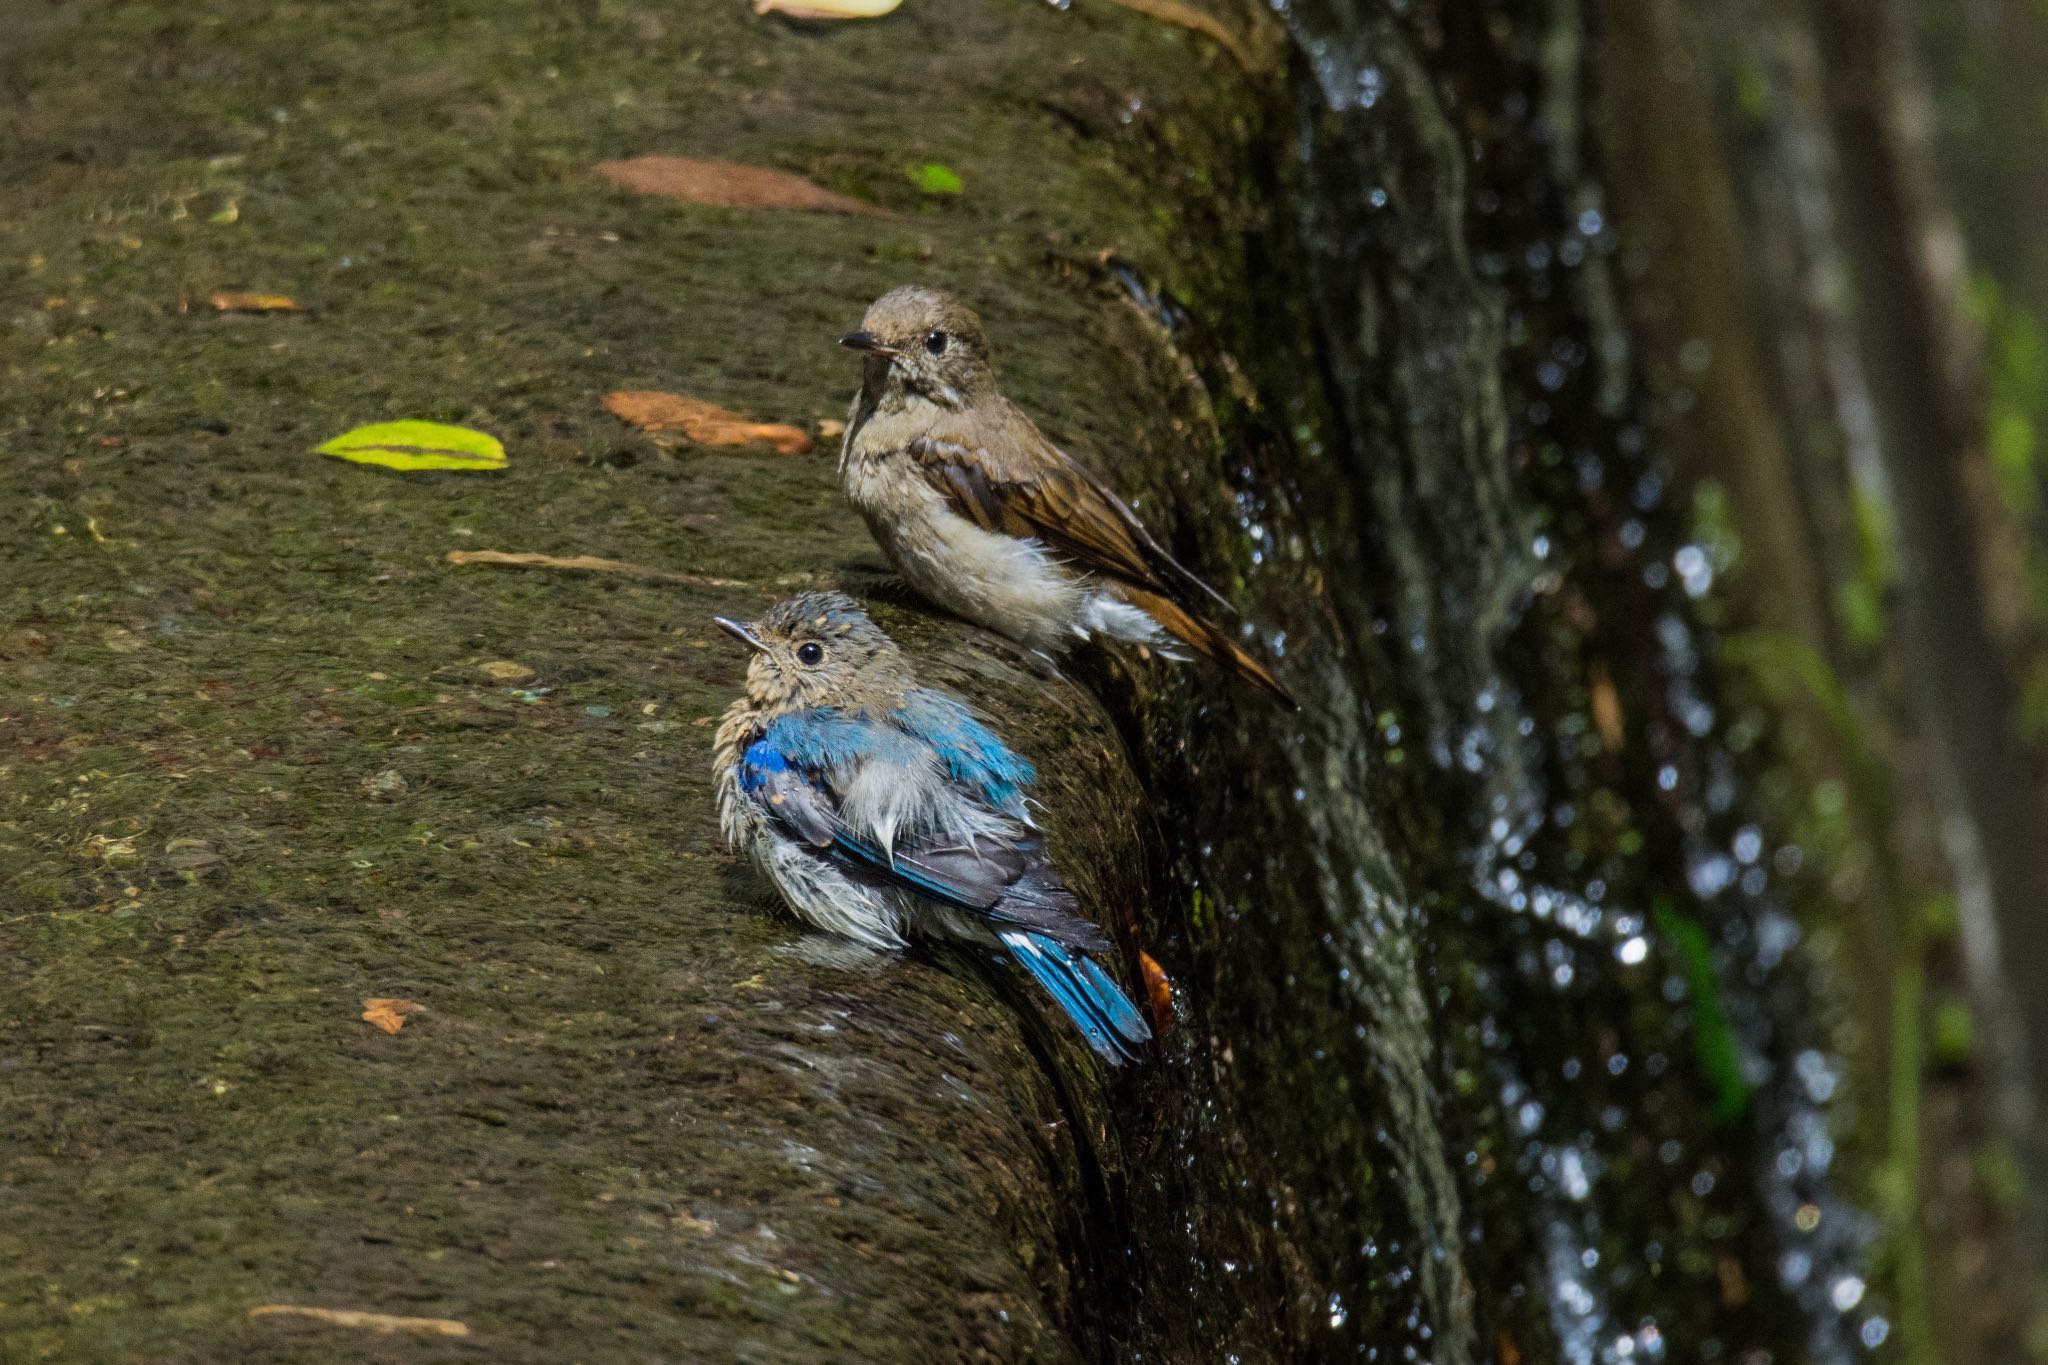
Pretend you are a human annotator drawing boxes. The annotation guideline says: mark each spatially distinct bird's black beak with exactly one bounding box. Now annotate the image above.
[714,616,767,652]
[839,331,900,357]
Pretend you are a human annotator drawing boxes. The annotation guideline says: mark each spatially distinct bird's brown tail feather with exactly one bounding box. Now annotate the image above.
[1122,588,1297,708]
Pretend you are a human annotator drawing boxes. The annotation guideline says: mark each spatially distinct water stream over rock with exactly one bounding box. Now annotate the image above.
[1106,3,1881,1359]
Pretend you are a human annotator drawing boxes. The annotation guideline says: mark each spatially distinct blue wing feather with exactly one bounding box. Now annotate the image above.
[739,736,996,914]
[1073,953,1153,1046]
[893,690,1035,815]
[1000,930,1151,1065]
[760,709,922,773]
[757,699,1034,814]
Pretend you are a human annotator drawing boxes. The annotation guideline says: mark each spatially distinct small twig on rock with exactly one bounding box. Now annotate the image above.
[248,1305,470,1338]
[445,549,748,588]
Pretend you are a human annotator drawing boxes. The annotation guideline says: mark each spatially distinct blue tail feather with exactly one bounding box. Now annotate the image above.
[1075,953,1153,1046]
[1000,931,1151,1065]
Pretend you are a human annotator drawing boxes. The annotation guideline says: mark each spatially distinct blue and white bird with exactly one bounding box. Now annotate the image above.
[711,590,1151,1065]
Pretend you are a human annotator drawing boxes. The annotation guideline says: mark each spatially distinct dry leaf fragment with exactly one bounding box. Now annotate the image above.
[209,291,300,312]
[249,1306,469,1338]
[604,391,813,455]
[445,549,747,589]
[817,419,847,440]
[478,660,536,685]
[1137,950,1176,1034]
[1716,1253,1750,1308]
[590,155,891,217]
[1104,0,1259,74]
[362,998,426,1034]
[755,0,901,17]
[1587,661,1625,754]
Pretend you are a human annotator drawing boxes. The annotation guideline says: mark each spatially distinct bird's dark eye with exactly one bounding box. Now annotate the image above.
[796,641,825,666]
[924,330,948,355]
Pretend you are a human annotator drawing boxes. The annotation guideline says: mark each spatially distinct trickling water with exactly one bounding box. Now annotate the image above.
[1110,1,1880,1360]
[1273,2,1876,1358]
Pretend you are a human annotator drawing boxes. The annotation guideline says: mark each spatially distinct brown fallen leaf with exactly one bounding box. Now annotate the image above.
[209,291,300,313]
[816,418,847,440]
[1105,0,1259,74]
[590,155,891,217]
[361,997,426,1035]
[249,1306,469,1338]
[445,549,748,589]
[1137,950,1176,1035]
[604,391,813,455]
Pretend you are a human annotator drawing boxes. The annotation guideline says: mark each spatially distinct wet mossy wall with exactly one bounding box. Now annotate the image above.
[5,1,1883,1362]
[0,3,1246,1360]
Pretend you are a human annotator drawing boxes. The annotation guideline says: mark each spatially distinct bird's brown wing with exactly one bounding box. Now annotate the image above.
[906,426,1297,707]
[906,427,1232,615]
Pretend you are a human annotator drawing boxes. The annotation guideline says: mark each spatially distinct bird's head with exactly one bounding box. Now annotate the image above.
[839,285,995,410]
[716,591,911,713]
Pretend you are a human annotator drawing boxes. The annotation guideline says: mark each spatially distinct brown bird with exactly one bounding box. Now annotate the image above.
[836,285,1294,706]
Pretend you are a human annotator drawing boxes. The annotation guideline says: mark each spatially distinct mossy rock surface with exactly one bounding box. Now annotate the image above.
[0,3,1246,1360]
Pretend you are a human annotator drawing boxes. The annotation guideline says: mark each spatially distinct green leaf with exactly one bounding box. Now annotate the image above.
[1652,898,1756,1126]
[908,162,963,196]
[1931,999,1974,1068]
[316,420,506,473]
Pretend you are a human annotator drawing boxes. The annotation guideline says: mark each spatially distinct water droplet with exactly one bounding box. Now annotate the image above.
[1795,1049,1840,1103]
[1674,543,1713,596]
[1688,852,1736,896]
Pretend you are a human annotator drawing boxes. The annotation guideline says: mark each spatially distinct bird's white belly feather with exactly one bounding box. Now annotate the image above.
[846,463,1084,652]
[722,792,909,950]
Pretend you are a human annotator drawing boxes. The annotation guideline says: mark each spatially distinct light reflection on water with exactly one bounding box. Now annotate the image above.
[1271,0,1885,1359]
